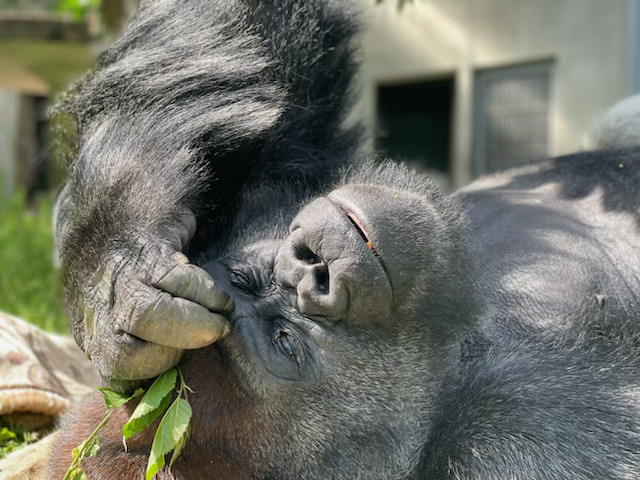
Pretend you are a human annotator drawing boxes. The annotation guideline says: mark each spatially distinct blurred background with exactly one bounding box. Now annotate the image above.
[0,0,137,334]
[0,0,638,334]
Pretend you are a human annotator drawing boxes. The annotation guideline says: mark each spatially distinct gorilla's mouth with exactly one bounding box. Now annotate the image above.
[345,212,379,257]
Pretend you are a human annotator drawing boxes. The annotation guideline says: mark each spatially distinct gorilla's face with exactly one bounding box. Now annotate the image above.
[206,239,328,386]
[186,169,474,479]
[204,178,458,385]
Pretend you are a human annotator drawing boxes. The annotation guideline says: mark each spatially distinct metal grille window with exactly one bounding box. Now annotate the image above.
[473,63,553,175]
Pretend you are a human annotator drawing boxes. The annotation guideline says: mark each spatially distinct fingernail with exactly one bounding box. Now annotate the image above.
[172,252,189,264]
[224,297,235,312]
[223,324,231,338]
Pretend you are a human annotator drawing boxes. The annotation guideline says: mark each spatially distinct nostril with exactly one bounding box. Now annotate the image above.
[315,265,329,294]
[294,245,321,265]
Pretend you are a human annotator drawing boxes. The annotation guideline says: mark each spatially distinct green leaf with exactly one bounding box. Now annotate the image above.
[99,387,144,409]
[85,437,100,458]
[146,451,165,480]
[169,423,189,468]
[69,468,87,480]
[71,435,100,463]
[146,397,192,480]
[123,391,172,440]
[123,369,178,440]
[0,428,16,442]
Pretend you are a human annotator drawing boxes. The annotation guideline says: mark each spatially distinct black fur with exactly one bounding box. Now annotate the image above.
[55,0,362,276]
[51,1,640,479]
[54,0,363,373]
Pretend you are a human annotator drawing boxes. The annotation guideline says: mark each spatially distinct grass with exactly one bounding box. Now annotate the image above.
[0,422,41,459]
[0,191,69,458]
[0,190,68,333]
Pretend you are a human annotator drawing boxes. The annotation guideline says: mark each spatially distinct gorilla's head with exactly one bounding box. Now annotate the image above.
[52,163,478,480]
[178,163,478,479]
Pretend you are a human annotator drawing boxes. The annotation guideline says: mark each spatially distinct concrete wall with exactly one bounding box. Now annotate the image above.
[0,89,20,198]
[362,0,630,187]
[0,89,46,199]
[0,11,90,41]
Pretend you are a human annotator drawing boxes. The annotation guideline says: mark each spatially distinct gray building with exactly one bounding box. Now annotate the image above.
[0,7,97,199]
[0,71,49,199]
[361,0,640,189]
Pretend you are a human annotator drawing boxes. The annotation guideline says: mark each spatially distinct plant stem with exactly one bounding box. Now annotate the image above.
[176,366,190,400]
[62,408,115,480]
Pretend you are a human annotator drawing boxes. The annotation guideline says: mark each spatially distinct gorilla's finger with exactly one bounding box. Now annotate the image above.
[128,290,231,349]
[155,259,235,313]
[158,208,197,251]
[111,338,184,382]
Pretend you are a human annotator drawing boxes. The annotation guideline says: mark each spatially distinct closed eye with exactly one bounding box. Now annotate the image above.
[228,268,257,294]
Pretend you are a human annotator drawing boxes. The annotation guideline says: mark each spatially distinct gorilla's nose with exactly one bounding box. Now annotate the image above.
[275,227,349,322]
[274,198,393,326]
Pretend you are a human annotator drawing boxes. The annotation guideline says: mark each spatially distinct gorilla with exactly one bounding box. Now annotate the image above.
[52,157,640,479]
[52,0,362,390]
[49,0,640,478]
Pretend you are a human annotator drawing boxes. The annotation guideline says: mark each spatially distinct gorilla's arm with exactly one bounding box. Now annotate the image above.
[54,0,362,388]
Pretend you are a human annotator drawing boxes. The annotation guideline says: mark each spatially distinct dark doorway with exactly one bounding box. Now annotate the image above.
[376,78,453,177]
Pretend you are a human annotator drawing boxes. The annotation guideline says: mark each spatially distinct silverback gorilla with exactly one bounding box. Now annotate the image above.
[50,0,640,478]
[52,0,362,389]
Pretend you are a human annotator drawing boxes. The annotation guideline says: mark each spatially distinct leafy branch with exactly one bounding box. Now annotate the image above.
[63,367,193,480]
[63,385,144,480]
[57,0,101,22]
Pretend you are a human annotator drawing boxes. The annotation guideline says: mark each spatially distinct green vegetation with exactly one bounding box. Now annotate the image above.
[0,0,102,20]
[0,422,39,458]
[65,368,192,480]
[57,0,101,22]
[0,190,68,333]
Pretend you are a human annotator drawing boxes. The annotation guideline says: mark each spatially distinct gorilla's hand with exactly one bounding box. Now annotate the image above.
[75,209,233,390]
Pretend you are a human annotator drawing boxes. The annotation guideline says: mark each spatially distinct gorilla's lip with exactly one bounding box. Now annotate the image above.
[345,212,378,256]
[326,195,388,275]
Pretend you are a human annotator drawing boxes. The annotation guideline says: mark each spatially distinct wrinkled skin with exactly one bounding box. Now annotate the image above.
[52,162,475,479]
[54,0,361,388]
[52,158,640,479]
[57,195,234,389]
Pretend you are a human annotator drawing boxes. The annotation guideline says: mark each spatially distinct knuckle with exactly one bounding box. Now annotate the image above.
[154,262,181,289]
